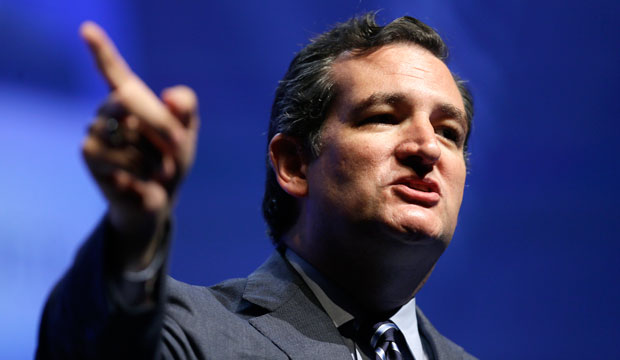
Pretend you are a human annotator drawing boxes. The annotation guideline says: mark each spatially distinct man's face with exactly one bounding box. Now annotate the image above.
[304,43,467,248]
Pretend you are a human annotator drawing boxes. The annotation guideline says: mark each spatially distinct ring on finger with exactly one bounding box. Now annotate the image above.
[105,117,125,147]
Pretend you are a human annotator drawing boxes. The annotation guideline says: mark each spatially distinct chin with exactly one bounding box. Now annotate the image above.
[387,214,454,249]
[392,207,441,233]
[400,226,446,245]
[371,220,439,246]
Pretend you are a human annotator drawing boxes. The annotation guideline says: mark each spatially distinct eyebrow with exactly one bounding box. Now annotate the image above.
[436,103,468,131]
[348,92,408,120]
[347,92,467,130]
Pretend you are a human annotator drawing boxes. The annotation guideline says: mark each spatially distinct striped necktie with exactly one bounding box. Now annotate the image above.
[369,321,406,360]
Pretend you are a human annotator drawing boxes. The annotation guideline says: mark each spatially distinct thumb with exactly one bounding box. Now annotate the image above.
[161,85,200,130]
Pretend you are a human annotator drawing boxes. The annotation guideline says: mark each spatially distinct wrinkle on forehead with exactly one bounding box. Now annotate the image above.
[377,53,437,81]
[392,70,427,80]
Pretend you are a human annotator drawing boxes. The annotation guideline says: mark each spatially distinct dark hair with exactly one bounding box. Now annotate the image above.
[262,12,474,242]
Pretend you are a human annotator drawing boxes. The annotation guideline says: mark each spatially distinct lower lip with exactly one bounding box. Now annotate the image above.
[392,184,440,206]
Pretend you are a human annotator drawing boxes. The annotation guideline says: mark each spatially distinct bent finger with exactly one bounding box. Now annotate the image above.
[95,169,167,214]
[102,170,168,215]
[82,136,151,177]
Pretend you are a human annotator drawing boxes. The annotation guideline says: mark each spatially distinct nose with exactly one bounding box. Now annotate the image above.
[395,116,441,171]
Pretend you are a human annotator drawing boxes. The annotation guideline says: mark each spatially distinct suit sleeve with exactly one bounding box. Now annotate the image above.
[36,218,167,360]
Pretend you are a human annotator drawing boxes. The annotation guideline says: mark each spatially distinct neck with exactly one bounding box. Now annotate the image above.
[283,224,446,314]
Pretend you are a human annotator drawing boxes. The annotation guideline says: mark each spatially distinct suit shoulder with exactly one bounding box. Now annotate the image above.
[166,276,248,311]
[166,275,248,294]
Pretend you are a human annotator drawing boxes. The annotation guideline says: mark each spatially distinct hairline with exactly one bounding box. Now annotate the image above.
[307,42,472,159]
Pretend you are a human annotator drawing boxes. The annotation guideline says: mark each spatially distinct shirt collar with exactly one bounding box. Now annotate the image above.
[285,249,355,327]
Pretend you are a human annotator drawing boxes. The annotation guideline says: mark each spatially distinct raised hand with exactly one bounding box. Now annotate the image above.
[79,22,200,269]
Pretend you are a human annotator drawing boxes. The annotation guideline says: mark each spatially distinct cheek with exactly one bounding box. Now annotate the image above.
[443,157,467,210]
[337,140,391,186]
[321,140,387,202]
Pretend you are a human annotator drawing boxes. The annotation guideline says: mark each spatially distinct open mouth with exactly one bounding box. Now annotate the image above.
[391,177,441,206]
[408,183,434,192]
[396,177,440,195]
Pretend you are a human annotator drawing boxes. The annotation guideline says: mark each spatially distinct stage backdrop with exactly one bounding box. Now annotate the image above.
[1,0,618,358]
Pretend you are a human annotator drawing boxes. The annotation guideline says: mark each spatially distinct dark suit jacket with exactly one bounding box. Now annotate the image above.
[37,224,476,359]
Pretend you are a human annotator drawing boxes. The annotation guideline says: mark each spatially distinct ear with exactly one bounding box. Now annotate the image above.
[268,133,309,198]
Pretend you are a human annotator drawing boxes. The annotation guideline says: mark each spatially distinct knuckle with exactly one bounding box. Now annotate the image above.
[81,137,98,157]
[169,128,187,150]
[113,78,141,104]
[96,96,125,117]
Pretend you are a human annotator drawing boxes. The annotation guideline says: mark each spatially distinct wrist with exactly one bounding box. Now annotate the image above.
[106,206,169,271]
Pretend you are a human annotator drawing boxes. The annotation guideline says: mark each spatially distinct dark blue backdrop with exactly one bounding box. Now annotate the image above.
[1,1,618,358]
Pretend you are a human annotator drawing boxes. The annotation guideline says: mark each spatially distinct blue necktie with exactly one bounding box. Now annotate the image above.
[369,321,405,360]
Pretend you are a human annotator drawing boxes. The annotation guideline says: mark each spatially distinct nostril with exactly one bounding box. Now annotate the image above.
[399,156,434,177]
[412,163,433,177]
[395,133,441,169]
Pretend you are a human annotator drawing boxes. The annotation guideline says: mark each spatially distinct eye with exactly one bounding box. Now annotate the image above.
[436,126,463,145]
[358,114,399,126]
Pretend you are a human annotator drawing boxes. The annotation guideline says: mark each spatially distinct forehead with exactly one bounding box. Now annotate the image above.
[329,43,464,112]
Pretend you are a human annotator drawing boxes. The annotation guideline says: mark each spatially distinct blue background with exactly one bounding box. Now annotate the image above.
[1,0,619,358]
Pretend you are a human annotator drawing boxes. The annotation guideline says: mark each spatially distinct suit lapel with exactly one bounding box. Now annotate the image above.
[243,252,351,360]
[416,307,466,360]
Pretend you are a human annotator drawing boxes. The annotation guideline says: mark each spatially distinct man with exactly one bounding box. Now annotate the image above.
[38,13,476,359]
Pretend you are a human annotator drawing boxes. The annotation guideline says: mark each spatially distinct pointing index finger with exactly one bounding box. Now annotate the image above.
[80,21,134,90]
[79,21,184,159]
